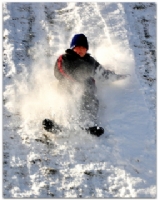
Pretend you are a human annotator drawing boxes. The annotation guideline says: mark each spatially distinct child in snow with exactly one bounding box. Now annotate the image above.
[43,33,128,136]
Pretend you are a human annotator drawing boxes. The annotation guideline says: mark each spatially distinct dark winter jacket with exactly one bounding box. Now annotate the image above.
[54,49,118,86]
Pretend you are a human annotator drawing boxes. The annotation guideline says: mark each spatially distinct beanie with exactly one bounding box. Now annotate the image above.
[70,34,89,50]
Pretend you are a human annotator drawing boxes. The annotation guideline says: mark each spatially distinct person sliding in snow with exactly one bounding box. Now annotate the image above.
[43,33,128,136]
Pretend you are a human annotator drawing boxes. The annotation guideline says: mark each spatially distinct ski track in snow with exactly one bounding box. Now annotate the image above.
[3,2,156,198]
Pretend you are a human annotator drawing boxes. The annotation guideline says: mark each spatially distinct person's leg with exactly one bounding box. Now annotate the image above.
[80,77,99,126]
[81,92,99,124]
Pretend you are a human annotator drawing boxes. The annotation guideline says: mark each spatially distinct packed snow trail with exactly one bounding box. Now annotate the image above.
[3,2,156,198]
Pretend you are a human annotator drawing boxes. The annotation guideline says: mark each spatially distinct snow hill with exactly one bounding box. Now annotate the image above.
[3,2,156,198]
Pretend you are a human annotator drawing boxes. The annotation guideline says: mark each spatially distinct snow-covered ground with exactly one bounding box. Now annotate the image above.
[3,2,156,198]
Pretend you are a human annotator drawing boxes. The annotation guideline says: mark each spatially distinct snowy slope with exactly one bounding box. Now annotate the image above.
[3,2,156,198]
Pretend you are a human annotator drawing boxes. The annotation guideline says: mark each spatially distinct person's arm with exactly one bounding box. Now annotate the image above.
[54,55,64,80]
[94,61,129,81]
[54,55,74,81]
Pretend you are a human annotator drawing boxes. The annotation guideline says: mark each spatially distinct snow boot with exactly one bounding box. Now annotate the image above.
[86,126,104,137]
[42,119,104,136]
[42,119,61,133]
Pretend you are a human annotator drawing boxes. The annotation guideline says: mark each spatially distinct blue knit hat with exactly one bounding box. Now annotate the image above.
[70,34,89,50]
